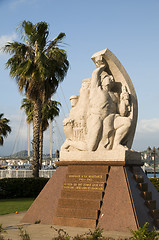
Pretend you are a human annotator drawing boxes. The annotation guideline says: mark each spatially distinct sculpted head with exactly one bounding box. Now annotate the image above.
[70,95,79,107]
[101,72,114,90]
[93,55,106,67]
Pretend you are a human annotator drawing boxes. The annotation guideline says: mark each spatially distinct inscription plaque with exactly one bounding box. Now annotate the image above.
[66,174,106,182]
[64,174,106,191]
[64,182,104,191]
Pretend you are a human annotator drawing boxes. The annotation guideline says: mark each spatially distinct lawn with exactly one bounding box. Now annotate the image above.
[0,198,34,215]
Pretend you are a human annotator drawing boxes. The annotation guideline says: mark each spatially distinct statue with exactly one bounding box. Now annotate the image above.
[61,78,90,151]
[60,49,139,162]
[87,57,131,151]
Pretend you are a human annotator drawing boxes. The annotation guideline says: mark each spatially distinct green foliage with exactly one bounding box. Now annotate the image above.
[52,227,71,240]
[0,178,49,199]
[3,20,69,101]
[0,113,11,146]
[150,178,159,192]
[52,227,113,240]
[0,225,159,240]
[19,227,31,240]
[3,20,69,178]
[34,220,41,224]
[0,224,6,240]
[130,222,159,240]
[84,228,104,240]
[0,224,5,233]
[21,98,60,130]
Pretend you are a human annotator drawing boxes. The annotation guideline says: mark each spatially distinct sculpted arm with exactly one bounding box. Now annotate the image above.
[91,65,106,89]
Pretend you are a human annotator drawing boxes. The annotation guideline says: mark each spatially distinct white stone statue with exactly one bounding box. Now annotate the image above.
[60,49,139,162]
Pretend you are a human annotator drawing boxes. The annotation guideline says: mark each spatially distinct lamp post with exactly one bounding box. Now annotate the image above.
[152,147,156,178]
[147,146,159,178]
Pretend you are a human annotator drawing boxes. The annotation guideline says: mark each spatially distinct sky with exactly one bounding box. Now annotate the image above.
[0,0,159,156]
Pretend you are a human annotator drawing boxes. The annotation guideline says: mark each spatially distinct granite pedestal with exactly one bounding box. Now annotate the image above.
[21,152,159,232]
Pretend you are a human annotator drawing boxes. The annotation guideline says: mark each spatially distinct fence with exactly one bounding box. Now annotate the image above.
[0,169,56,179]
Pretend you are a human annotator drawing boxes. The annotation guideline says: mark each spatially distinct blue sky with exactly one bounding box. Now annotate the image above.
[0,0,159,155]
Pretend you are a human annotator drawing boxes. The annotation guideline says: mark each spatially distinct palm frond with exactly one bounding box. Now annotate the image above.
[46,32,66,53]
[0,113,11,145]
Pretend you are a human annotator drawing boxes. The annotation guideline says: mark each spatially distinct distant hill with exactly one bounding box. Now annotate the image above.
[8,150,56,159]
[10,150,32,158]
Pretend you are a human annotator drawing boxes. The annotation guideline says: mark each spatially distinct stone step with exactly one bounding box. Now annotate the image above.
[145,200,156,210]
[134,174,144,183]
[68,165,109,174]
[141,191,152,200]
[132,166,141,175]
[56,207,98,219]
[58,198,101,209]
[63,182,106,191]
[65,174,108,183]
[61,189,104,200]
[154,218,159,228]
[137,182,148,191]
[151,209,159,219]
[53,216,97,228]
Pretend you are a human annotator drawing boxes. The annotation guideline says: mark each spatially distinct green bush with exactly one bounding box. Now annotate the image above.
[130,222,159,240]
[0,224,159,240]
[150,178,159,192]
[0,178,49,199]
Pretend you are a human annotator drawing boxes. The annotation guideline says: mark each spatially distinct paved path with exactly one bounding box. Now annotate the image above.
[0,212,132,240]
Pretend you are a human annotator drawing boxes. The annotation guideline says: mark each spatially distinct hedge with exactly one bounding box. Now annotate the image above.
[0,177,158,199]
[0,178,49,199]
[150,177,159,192]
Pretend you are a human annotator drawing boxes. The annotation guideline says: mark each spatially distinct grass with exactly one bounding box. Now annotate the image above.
[0,198,34,215]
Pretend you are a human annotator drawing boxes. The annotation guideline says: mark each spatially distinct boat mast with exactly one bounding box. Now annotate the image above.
[27,123,30,158]
[50,120,53,158]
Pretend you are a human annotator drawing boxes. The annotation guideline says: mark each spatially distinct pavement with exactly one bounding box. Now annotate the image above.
[0,212,133,240]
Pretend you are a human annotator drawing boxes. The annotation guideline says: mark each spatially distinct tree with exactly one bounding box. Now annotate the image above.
[4,21,69,177]
[0,113,11,145]
[21,98,60,169]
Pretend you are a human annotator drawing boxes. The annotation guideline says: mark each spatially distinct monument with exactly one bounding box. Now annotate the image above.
[60,48,139,163]
[22,49,159,232]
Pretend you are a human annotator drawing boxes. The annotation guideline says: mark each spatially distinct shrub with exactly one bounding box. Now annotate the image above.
[19,227,31,240]
[0,178,49,199]
[130,222,159,240]
[150,178,159,192]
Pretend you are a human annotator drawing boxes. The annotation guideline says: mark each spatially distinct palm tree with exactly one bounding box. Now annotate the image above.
[0,113,11,145]
[21,98,60,169]
[3,21,69,177]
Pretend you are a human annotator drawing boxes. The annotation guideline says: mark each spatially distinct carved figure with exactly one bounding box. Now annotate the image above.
[61,78,90,151]
[61,49,137,154]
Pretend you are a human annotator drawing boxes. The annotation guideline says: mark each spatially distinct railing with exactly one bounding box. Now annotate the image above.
[0,169,56,179]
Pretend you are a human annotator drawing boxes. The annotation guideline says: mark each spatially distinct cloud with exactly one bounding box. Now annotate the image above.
[133,118,159,151]
[0,32,17,55]
[136,118,159,133]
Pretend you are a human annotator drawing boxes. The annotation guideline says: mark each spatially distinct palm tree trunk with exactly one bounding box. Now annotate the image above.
[32,100,41,177]
[39,122,43,170]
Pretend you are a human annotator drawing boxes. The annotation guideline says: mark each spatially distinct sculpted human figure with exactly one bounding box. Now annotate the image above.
[61,78,91,151]
[98,72,131,150]
[61,53,132,152]
[62,95,79,143]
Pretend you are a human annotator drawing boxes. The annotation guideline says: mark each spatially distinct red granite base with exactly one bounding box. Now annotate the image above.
[98,166,137,232]
[21,166,68,224]
[21,162,159,232]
